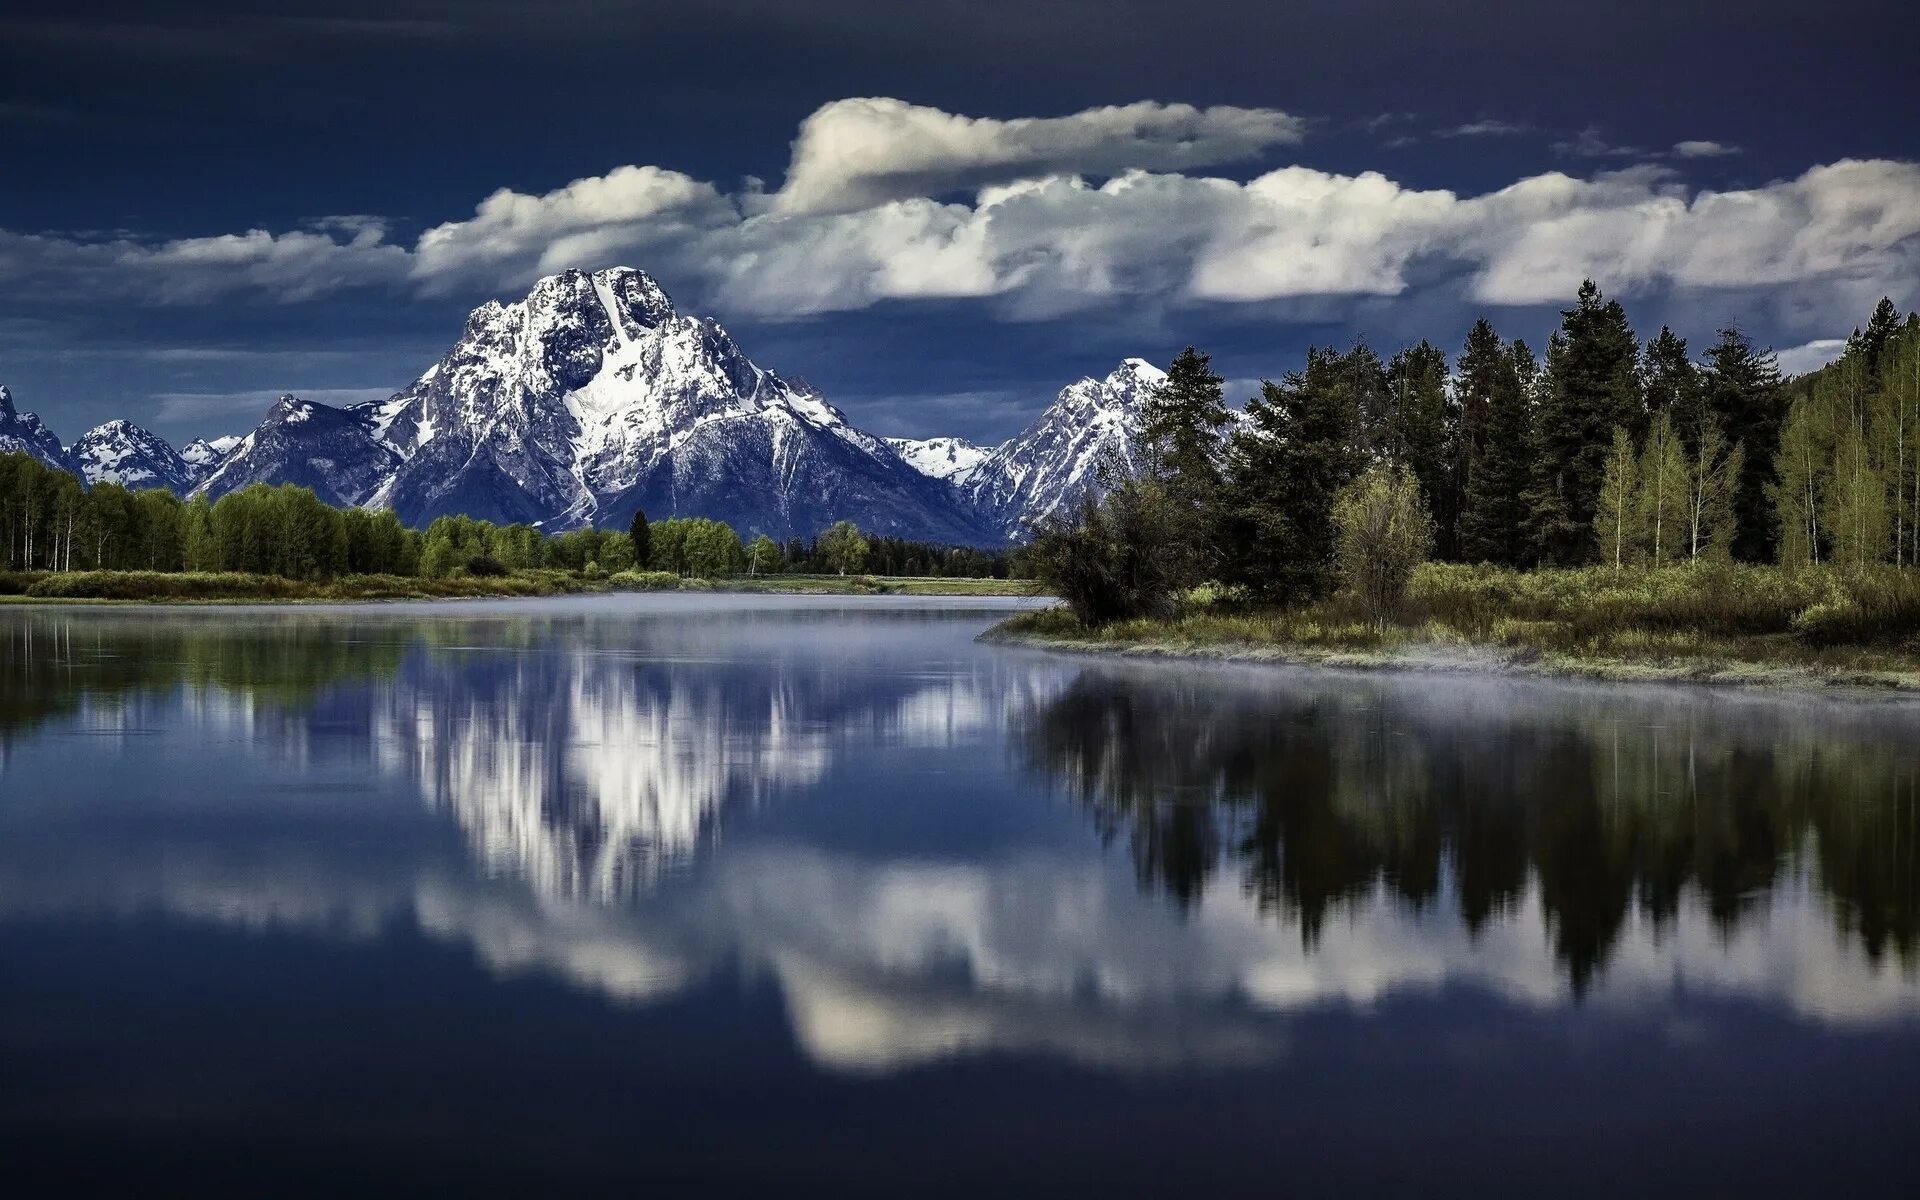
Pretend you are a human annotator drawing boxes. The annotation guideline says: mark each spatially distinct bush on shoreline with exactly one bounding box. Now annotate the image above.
[1005,561,1920,661]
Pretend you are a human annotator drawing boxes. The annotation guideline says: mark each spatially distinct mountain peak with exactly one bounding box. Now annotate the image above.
[961,356,1164,536]
[74,419,198,494]
[0,384,12,414]
[1113,357,1167,385]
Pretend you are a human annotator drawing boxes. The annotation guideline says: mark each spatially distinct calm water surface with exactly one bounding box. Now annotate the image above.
[2,595,1916,1195]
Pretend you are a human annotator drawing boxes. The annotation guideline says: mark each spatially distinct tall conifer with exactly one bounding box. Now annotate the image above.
[1530,281,1644,564]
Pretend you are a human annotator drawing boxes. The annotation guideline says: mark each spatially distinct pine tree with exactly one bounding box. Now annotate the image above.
[1386,340,1453,555]
[629,508,651,569]
[1139,347,1231,574]
[1861,297,1902,385]
[1217,349,1362,602]
[1449,319,1502,533]
[1531,281,1644,564]
[1701,325,1784,561]
[1643,327,1704,449]
[1457,337,1538,567]
[1341,340,1394,462]
[1594,427,1638,568]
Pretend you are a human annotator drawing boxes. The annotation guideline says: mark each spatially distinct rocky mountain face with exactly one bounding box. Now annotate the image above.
[0,385,76,474]
[5,274,1168,545]
[954,359,1166,539]
[71,420,198,493]
[194,395,402,508]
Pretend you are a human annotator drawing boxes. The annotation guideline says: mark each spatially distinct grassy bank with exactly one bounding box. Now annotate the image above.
[0,568,1036,604]
[986,562,1920,692]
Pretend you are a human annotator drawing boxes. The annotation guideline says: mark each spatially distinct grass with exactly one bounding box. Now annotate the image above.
[0,568,1037,604]
[988,561,1920,692]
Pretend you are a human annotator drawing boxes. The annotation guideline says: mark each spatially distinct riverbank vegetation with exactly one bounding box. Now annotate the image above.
[0,453,1023,601]
[1014,286,1920,685]
[0,566,1032,604]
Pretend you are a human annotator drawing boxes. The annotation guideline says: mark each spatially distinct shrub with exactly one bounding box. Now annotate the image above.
[610,570,682,592]
[1023,478,1189,627]
[464,554,510,577]
[1332,464,1433,629]
[23,571,302,600]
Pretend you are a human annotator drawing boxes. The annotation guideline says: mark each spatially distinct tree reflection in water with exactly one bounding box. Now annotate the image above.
[1019,668,1919,991]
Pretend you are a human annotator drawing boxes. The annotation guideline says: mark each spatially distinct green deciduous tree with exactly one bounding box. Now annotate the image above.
[1682,417,1743,559]
[817,520,869,575]
[1636,410,1688,566]
[1593,427,1638,569]
[747,534,780,575]
[1333,463,1433,628]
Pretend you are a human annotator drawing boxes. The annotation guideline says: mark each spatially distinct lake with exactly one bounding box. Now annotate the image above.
[2,594,1915,1196]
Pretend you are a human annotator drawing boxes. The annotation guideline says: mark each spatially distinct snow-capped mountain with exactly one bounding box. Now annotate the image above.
[5,285,1166,546]
[0,385,75,473]
[72,420,198,493]
[194,395,402,508]
[964,359,1166,538]
[887,436,994,485]
[340,266,993,541]
[180,435,243,479]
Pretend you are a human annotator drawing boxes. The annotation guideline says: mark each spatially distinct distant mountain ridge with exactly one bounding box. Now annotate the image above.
[0,385,77,475]
[0,268,1170,544]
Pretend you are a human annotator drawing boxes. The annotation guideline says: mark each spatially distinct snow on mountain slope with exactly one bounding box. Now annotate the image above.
[887,436,994,485]
[180,434,243,481]
[72,420,198,494]
[965,359,1165,538]
[193,395,401,508]
[0,385,75,473]
[10,279,1162,546]
[352,267,996,541]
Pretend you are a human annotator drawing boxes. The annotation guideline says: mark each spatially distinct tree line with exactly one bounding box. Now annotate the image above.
[1033,281,1919,623]
[0,457,1012,581]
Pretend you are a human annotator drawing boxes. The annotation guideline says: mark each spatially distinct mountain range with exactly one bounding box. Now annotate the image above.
[0,268,1166,544]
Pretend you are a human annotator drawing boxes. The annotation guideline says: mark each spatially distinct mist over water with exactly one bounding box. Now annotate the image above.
[3,595,1915,1195]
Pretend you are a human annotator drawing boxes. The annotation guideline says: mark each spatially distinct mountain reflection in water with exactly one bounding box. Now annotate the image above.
[2,597,1917,1194]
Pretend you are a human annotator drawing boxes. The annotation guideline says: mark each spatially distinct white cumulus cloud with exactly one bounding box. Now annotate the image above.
[2,99,1916,342]
[768,96,1306,215]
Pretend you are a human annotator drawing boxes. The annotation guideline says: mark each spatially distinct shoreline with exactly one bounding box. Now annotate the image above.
[980,623,1920,698]
[0,571,1038,607]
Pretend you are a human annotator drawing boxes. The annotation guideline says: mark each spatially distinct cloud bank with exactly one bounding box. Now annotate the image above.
[4,98,1916,336]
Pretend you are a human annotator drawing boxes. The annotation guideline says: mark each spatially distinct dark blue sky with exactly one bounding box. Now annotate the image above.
[2,0,1915,448]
